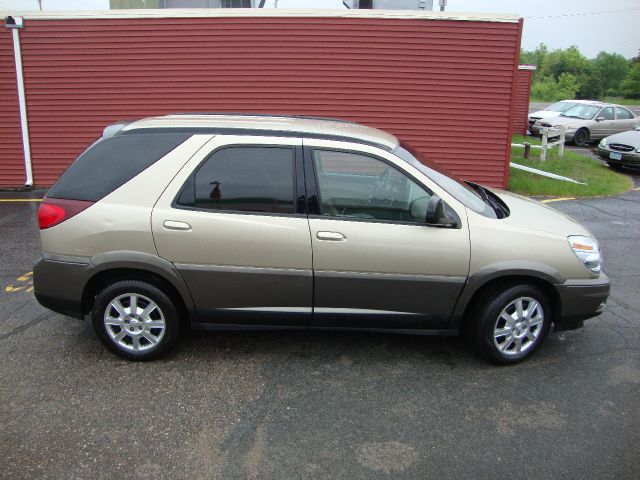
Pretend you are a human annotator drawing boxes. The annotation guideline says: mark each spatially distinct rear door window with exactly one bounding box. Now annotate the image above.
[178,146,295,215]
[616,107,634,120]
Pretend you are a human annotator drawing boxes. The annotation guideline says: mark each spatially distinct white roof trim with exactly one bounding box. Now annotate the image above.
[5,9,519,23]
[518,65,537,71]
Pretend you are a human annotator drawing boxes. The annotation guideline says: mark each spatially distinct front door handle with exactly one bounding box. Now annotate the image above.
[163,220,191,231]
[316,231,346,241]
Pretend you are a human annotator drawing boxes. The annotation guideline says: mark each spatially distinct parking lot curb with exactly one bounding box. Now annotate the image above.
[540,197,576,203]
[0,198,42,202]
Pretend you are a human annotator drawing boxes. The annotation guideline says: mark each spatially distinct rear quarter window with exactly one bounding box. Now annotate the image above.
[47,133,191,201]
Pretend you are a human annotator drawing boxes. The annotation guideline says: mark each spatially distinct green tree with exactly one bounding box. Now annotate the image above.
[579,52,630,98]
[621,63,640,98]
[540,46,590,79]
[530,73,579,101]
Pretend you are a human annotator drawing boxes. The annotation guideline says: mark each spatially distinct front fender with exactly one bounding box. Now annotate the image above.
[449,261,565,330]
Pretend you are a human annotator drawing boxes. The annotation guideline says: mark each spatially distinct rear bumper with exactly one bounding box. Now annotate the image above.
[555,273,610,331]
[33,254,92,319]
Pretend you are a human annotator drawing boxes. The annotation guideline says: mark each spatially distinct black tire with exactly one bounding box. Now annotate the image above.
[573,128,589,146]
[92,280,181,361]
[466,283,552,365]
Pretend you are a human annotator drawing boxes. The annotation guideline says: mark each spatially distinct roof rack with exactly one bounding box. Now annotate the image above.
[170,112,356,124]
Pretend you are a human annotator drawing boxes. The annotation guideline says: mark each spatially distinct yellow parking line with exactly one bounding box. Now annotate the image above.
[541,197,576,203]
[0,198,42,202]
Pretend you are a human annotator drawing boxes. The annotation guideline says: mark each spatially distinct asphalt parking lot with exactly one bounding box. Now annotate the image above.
[1,178,639,479]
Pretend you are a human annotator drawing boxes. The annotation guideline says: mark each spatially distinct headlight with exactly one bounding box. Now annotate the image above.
[568,236,601,275]
[599,139,607,148]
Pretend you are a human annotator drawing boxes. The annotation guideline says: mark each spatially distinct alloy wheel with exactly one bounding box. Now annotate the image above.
[492,297,544,356]
[103,293,166,352]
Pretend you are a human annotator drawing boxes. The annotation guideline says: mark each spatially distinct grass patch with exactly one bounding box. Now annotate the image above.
[530,97,640,106]
[508,135,633,197]
[602,96,640,106]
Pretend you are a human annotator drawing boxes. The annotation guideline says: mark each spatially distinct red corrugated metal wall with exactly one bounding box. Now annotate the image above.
[3,14,522,188]
[0,22,25,188]
[513,68,533,135]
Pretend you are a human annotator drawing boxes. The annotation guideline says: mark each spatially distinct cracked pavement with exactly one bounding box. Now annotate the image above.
[1,181,639,479]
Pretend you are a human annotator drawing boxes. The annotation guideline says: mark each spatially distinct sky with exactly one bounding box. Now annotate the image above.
[2,0,639,59]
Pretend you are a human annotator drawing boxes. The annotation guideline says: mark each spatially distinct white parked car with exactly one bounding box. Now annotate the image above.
[528,100,595,131]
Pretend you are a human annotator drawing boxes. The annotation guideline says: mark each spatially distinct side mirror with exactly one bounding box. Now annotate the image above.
[425,195,459,228]
[596,116,605,122]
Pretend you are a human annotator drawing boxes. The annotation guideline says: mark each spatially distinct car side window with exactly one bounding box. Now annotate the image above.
[312,149,433,223]
[616,107,634,120]
[178,146,295,214]
[600,107,615,120]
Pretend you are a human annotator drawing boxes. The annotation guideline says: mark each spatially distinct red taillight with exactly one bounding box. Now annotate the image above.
[38,198,94,229]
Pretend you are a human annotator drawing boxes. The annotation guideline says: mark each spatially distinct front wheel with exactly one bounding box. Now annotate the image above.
[573,128,589,146]
[92,280,181,361]
[467,284,552,364]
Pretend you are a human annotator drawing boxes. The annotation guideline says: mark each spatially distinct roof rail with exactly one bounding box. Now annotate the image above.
[170,112,356,124]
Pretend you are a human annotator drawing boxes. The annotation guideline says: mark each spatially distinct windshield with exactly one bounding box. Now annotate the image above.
[394,143,496,217]
[561,104,600,120]
[546,101,575,112]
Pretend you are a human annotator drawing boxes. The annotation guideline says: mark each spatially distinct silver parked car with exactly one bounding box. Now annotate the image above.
[530,101,638,146]
[33,114,609,364]
[598,125,640,169]
[528,100,594,130]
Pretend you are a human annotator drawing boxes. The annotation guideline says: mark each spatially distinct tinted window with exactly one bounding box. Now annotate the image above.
[184,146,295,214]
[616,107,634,120]
[313,149,432,223]
[47,133,190,202]
[600,107,615,120]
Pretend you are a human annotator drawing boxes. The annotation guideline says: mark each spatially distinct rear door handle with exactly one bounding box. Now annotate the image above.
[316,231,346,241]
[163,220,191,231]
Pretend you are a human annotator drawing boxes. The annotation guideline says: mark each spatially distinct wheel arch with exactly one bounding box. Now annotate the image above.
[451,266,563,332]
[83,252,195,325]
[574,127,590,145]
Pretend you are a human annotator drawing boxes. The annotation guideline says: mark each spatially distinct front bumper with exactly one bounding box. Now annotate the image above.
[597,147,640,168]
[554,273,610,331]
[529,124,575,140]
[33,254,92,319]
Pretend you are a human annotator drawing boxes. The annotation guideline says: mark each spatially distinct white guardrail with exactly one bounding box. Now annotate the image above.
[512,126,566,161]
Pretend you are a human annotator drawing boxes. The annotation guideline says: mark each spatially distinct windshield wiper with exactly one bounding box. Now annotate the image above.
[467,183,508,219]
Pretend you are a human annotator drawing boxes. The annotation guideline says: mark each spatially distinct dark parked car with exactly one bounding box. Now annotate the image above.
[598,126,640,169]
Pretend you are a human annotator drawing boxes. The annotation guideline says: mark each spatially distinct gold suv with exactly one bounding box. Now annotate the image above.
[33,114,609,364]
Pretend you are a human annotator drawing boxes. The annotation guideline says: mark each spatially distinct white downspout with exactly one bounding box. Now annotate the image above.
[8,17,33,187]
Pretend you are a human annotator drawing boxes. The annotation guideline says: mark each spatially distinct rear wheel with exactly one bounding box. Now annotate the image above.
[92,280,180,361]
[573,128,590,146]
[467,284,552,364]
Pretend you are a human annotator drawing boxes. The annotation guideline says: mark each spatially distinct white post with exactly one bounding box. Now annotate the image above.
[10,21,33,187]
[540,127,548,162]
[558,128,565,158]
